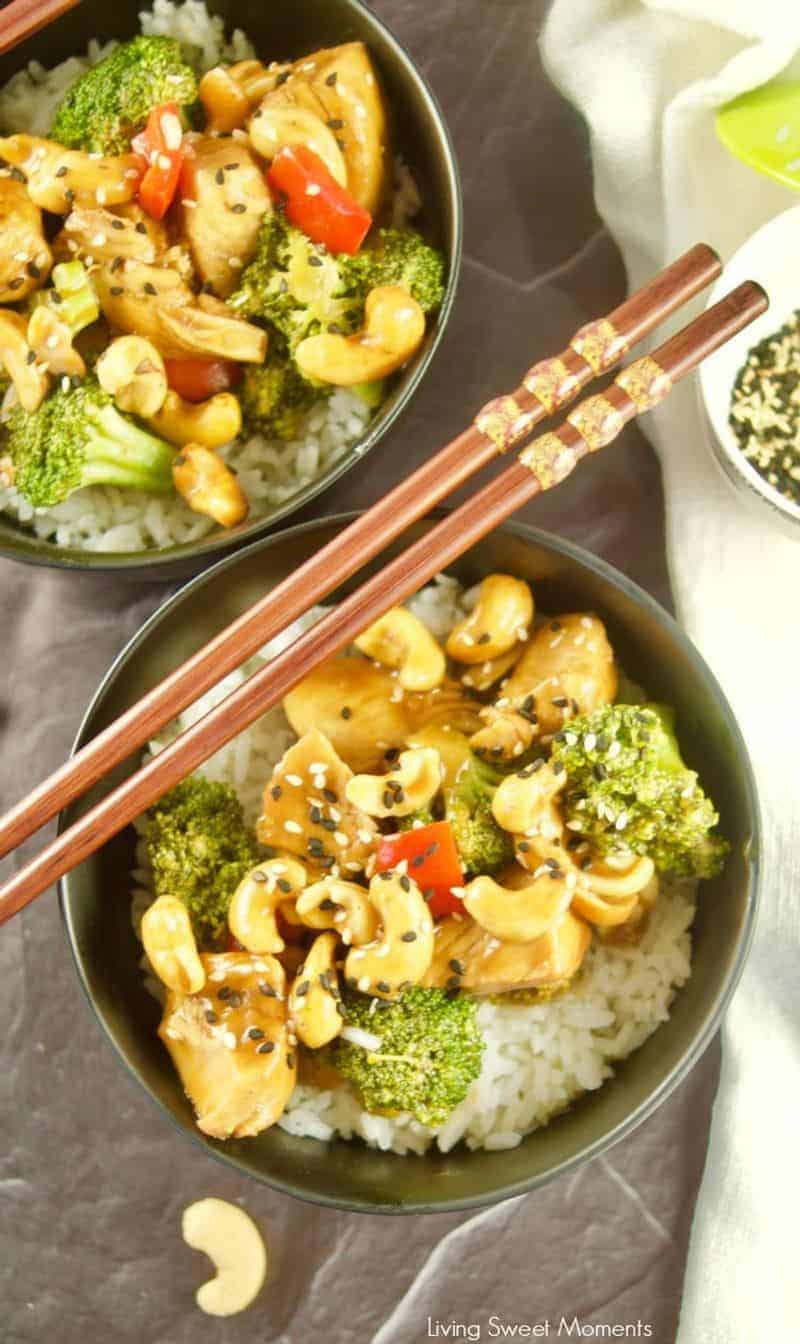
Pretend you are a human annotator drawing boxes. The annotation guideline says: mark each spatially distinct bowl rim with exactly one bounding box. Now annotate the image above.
[58,512,762,1213]
[698,204,800,531]
[0,0,463,575]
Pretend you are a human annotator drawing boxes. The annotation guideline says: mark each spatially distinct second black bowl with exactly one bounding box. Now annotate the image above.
[60,515,760,1212]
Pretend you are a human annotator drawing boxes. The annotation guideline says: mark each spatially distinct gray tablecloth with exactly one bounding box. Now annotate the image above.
[0,3,720,1340]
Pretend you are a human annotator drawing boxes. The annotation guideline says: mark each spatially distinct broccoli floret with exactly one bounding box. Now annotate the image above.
[340,228,446,314]
[50,36,197,155]
[550,703,729,879]
[228,213,362,353]
[6,376,175,507]
[397,805,437,832]
[444,753,514,877]
[329,986,484,1125]
[146,777,260,949]
[238,351,320,441]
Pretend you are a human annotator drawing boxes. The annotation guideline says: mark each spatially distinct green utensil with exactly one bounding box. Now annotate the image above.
[717,81,800,190]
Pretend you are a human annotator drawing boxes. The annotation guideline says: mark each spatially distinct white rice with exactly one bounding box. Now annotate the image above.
[130,579,697,1155]
[0,2,375,552]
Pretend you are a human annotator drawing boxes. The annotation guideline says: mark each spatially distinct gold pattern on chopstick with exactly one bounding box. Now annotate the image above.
[519,432,580,489]
[522,356,581,414]
[570,318,628,374]
[474,395,537,453]
[566,395,625,452]
[615,356,672,412]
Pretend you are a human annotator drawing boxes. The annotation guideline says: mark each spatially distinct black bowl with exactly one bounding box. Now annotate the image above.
[0,0,461,574]
[59,515,760,1212]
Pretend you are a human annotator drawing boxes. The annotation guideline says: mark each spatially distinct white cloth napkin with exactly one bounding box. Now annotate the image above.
[541,3,800,1339]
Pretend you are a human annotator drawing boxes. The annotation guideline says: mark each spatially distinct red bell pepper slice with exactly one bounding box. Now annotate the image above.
[266,145,372,255]
[164,357,242,402]
[132,102,186,220]
[374,821,465,920]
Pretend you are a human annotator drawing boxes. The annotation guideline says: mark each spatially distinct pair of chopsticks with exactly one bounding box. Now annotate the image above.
[0,0,80,55]
[0,244,767,925]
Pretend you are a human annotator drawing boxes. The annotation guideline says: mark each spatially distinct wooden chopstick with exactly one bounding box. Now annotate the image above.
[0,0,79,55]
[0,244,721,862]
[0,278,766,925]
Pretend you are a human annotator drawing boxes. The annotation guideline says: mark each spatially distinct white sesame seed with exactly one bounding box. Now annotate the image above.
[228,256,243,268]
[284,819,302,834]
[306,182,321,196]
[182,198,197,209]
[285,773,303,786]
[584,733,596,751]
[91,232,106,247]
[358,829,373,845]
[309,762,328,773]
[160,112,183,151]
[334,831,349,848]
[95,188,107,205]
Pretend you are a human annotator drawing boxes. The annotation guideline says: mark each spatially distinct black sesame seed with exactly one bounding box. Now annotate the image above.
[320,818,337,832]
[377,981,391,993]
[399,875,411,892]
[248,1027,265,1040]
[323,787,337,803]
[446,974,461,990]
[231,202,247,214]
[318,855,335,868]
[111,218,125,230]
[550,620,562,631]
[205,1010,218,1024]
[257,1040,275,1053]
[252,870,267,883]
[308,254,323,267]
[111,256,124,272]
[411,854,425,869]
[25,350,36,366]
[384,748,400,762]
[593,763,608,781]
[478,632,491,644]
[295,980,310,997]
[401,930,417,942]
[286,1053,295,1068]
[215,168,225,184]
[449,958,464,975]
[383,790,394,809]
[276,70,290,85]
[340,706,352,719]
[309,806,323,824]
[143,282,157,295]
[553,760,565,775]
[110,286,124,296]
[551,696,569,708]
[327,117,345,129]
[55,165,69,178]
[135,221,147,234]
[259,982,277,997]
[224,162,240,171]
[518,840,530,852]
[336,138,346,152]
[277,878,292,894]
[319,898,337,911]
[218,985,232,1000]
[425,842,439,857]
[325,70,338,85]
[8,277,24,291]
[270,785,282,800]
[26,261,40,279]
[336,1001,347,1016]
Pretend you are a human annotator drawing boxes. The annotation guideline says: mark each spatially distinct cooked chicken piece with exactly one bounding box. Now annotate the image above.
[58,206,160,266]
[0,136,140,213]
[256,728,378,875]
[180,136,271,297]
[471,614,617,761]
[249,41,391,213]
[93,257,267,361]
[159,952,296,1139]
[422,910,591,995]
[283,654,483,773]
[0,178,52,302]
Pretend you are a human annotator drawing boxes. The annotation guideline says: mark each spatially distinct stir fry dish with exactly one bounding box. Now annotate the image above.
[136,574,728,1146]
[0,25,445,540]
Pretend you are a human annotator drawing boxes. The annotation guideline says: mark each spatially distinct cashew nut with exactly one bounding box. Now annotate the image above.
[96,335,166,417]
[198,66,252,132]
[404,725,472,787]
[571,887,640,928]
[460,644,526,693]
[446,575,534,663]
[355,605,446,692]
[172,444,249,528]
[295,877,379,945]
[228,58,281,107]
[345,747,442,819]
[148,388,242,448]
[27,306,85,378]
[296,285,426,386]
[249,103,347,185]
[228,858,308,955]
[463,871,572,943]
[0,135,140,213]
[141,895,205,994]
[289,931,343,1049]
[182,1198,267,1317]
[491,760,564,837]
[345,872,434,999]
[0,309,49,411]
[584,854,655,899]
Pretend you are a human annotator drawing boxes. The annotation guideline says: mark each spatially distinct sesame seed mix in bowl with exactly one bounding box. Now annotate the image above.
[130,572,727,1155]
[729,310,800,507]
[0,1,444,553]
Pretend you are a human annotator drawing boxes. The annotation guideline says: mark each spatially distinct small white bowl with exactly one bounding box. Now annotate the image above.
[699,204,800,537]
